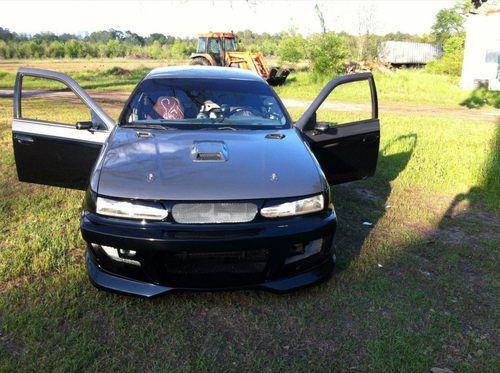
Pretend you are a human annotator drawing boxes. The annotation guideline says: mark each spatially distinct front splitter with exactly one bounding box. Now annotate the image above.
[86,250,334,298]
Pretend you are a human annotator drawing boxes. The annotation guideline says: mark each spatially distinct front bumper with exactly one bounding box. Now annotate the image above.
[81,210,336,297]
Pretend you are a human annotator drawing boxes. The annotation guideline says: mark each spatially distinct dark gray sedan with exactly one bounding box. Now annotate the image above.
[12,66,379,297]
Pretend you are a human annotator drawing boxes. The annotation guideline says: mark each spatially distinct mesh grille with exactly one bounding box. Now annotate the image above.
[171,203,258,224]
[164,249,269,274]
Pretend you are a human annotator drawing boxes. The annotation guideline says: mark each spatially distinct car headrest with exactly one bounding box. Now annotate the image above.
[153,96,184,120]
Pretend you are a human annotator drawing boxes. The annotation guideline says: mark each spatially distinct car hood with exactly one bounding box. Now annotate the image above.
[97,127,324,201]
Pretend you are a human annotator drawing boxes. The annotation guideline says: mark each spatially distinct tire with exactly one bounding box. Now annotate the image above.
[190,57,211,66]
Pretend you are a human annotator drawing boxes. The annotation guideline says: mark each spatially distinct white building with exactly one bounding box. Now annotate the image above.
[460,8,500,91]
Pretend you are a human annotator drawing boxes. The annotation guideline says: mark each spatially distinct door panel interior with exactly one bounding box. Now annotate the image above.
[295,73,380,185]
[12,68,114,190]
[304,120,380,184]
[13,132,103,189]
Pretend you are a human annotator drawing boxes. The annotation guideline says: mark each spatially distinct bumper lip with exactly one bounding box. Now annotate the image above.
[86,249,334,298]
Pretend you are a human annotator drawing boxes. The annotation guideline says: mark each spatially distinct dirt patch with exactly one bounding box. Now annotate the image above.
[2,90,499,123]
[283,98,500,123]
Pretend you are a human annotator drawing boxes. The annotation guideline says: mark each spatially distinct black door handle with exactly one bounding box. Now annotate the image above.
[15,134,34,145]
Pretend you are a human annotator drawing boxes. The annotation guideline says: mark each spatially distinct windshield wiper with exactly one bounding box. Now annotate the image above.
[200,125,238,131]
[122,123,176,130]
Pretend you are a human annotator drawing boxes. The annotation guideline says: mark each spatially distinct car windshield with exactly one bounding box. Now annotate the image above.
[121,78,290,129]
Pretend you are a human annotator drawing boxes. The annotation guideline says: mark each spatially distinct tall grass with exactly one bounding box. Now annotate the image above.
[276,69,475,108]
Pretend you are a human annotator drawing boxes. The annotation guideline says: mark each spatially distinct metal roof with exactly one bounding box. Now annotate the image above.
[198,32,236,38]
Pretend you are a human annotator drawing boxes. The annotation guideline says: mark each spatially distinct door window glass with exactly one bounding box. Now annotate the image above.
[208,38,221,54]
[224,38,237,51]
[20,76,93,126]
[315,79,373,126]
[197,38,207,53]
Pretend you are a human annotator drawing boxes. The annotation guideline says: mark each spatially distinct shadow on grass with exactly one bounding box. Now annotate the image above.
[333,133,418,270]
[460,87,500,109]
[1,127,499,371]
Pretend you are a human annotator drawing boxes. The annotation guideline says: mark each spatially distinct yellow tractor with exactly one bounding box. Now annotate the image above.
[189,32,289,86]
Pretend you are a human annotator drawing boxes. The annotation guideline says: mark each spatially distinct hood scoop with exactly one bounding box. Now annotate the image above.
[191,141,228,162]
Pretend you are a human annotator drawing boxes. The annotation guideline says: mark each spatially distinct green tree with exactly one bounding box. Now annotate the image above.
[148,40,163,59]
[27,40,45,58]
[431,6,465,44]
[426,34,466,76]
[64,39,84,58]
[105,39,126,57]
[48,40,65,58]
[170,40,195,58]
[309,33,350,78]
[0,27,14,41]
[277,33,306,63]
[0,40,9,58]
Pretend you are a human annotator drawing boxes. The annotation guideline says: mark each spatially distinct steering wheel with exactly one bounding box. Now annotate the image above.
[229,106,263,118]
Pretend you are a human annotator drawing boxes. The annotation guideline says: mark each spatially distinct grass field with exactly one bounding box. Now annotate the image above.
[0,60,499,371]
[1,58,499,110]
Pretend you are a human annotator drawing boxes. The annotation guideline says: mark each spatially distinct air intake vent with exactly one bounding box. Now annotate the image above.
[265,133,285,139]
[196,152,223,161]
[191,141,228,162]
[172,203,258,224]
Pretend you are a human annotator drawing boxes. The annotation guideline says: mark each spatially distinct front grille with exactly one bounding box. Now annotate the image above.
[171,202,258,224]
[164,249,269,275]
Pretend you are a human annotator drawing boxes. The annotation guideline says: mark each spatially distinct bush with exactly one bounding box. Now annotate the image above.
[309,33,350,79]
[425,34,465,76]
[0,40,9,58]
[148,40,163,59]
[64,39,84,58]
[170,40,195,59]
[277,33,306,63]
[48,41,65,58]
[104,39,126,58]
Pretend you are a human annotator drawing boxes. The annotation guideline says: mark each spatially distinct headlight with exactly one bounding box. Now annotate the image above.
[260,194,324,218]
[96,197,168,220]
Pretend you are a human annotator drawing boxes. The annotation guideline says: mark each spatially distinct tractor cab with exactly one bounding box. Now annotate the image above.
[190,32,290,86]
[194,32,237,66]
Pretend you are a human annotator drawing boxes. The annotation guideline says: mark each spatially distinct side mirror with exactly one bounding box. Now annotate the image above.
[302,111,317,131]
[76,121,93,130]
[314,122,330,132]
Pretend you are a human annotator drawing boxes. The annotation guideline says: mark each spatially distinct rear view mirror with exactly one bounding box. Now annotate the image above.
[76,121,93,130]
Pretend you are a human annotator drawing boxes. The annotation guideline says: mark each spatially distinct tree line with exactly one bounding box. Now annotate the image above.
[0,2,467,77]
[0,27,426,60]
[0,29,198,59]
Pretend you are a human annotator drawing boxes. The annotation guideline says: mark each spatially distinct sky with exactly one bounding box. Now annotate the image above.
[0,0,457,37]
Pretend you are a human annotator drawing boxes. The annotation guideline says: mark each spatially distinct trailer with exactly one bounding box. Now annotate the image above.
[378,41,443,66]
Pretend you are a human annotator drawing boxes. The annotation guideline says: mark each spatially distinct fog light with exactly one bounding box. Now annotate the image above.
[285,239,323,264]
[290,243,305,256]
[99,245,140,266]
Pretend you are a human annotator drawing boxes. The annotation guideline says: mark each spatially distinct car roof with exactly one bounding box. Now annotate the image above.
[145,66,265,82]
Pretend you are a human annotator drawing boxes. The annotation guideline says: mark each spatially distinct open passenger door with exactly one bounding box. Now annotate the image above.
[12,68,115,190]
[295,72,379,185]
